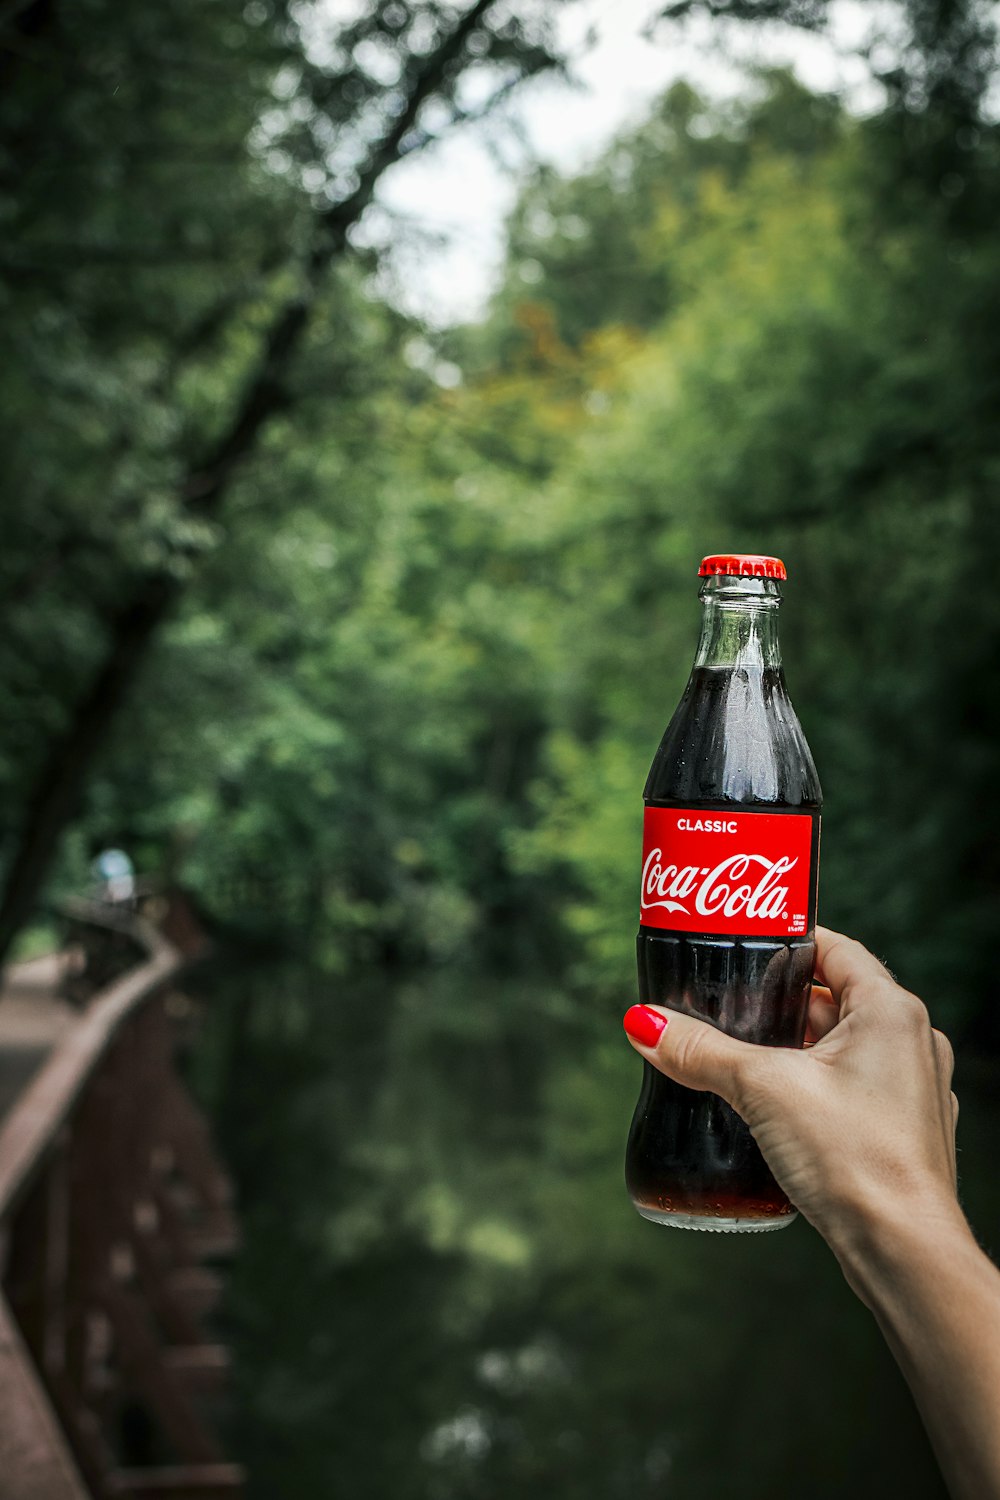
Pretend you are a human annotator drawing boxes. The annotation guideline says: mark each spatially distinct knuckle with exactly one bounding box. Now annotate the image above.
[933,1028,955,1077]
[828,935,864,969]
[668,1022,712,1081]
[894,990,931,1035]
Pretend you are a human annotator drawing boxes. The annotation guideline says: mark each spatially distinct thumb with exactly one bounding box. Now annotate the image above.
[623,1004,778,1115]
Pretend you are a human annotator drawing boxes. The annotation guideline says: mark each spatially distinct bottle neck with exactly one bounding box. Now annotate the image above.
[693,575,783,672]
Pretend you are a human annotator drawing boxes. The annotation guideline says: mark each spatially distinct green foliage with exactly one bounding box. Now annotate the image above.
[0,0,567,911]
[465,72,843,360]
[5,1,1000,1493]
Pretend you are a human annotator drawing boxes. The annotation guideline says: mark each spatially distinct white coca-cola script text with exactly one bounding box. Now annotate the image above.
[640,849,797,921]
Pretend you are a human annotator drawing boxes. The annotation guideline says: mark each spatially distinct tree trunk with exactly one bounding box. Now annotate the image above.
[0,578,175,957]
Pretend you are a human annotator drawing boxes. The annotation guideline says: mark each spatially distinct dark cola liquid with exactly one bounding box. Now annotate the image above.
[627,664,821,1230]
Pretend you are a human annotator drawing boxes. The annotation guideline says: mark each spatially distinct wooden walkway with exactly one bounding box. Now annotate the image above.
[0,902,245,1500]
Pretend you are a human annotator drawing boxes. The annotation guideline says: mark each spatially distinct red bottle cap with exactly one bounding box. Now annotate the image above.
[698,553,787,580]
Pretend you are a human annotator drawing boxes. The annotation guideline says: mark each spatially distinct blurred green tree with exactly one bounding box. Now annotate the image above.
[4,11,998,1494]
[0,0,570,958]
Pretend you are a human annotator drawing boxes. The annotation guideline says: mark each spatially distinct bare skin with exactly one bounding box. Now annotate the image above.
[623,925,1000,1500]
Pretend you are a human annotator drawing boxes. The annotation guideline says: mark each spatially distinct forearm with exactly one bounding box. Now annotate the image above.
[834,1202,1000,1500]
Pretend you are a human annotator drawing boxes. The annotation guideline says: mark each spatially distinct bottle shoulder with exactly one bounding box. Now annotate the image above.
[644,666,822,808]
[643,794,822,812]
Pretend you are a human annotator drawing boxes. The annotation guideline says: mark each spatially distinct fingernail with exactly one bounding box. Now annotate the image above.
[623,1005,668,1047]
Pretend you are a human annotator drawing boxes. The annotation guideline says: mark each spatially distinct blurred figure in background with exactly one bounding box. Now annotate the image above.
[91,848,136,908]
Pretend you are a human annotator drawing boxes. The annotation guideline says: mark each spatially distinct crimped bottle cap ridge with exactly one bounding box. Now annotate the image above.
[698,554,787,580]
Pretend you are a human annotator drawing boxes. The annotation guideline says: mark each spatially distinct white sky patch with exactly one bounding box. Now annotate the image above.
[353,1,887,325]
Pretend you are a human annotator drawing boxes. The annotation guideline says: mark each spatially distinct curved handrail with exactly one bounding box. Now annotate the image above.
[0,906,182,1224]
[0,904,187,1500]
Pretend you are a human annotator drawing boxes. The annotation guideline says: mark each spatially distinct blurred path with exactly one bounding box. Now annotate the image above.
[0,953,77,1123]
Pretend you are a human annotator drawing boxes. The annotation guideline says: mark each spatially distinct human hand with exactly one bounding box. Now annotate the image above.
[623,926,965,1287]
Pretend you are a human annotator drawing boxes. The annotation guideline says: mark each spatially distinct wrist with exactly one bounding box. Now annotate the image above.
[825,1189,975,1309]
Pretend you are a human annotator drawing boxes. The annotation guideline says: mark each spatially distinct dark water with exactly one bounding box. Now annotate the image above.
[186,956,995,1500]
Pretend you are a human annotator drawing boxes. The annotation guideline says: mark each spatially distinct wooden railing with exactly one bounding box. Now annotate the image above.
[0,900,245,1500]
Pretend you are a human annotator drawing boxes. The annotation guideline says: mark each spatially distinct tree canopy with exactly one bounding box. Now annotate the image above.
[4,1,1000,1494]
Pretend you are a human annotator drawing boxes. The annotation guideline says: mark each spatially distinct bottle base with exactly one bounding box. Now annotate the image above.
[634,1205,797,1233]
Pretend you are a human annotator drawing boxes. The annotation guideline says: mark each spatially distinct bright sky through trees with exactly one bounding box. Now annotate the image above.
[368,0,881,322]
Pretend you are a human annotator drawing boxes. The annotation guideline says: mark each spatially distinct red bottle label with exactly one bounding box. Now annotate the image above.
[639,807,816,937]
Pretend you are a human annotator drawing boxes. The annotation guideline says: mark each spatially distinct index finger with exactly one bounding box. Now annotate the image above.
[813,925,895,1005]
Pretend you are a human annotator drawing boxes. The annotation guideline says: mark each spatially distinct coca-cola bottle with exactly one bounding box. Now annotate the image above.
[627,553,821,1232]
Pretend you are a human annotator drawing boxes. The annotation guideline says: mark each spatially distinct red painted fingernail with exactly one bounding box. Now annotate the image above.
[623,1005,668,1047]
